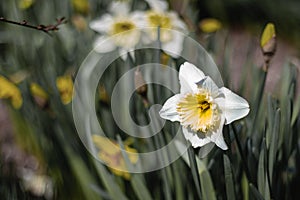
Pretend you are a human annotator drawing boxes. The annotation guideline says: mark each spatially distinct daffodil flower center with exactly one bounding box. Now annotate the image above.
[176,90,219,133]
[147,12,172,29]
[146,11,174,42]
[111,20,136,35]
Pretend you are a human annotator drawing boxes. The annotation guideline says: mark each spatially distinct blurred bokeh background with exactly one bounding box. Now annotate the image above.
[0,0,299,199]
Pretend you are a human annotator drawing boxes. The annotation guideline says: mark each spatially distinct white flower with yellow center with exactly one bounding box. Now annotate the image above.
[144,0,187,57]
[159,62,250,150]
[89,1,145,59]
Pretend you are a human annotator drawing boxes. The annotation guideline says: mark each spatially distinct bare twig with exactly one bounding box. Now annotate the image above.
[0,17,67,35]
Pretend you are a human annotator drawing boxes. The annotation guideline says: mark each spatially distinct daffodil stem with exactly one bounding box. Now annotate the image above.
[187,146,202,199]
[153,135,172,200]
[231,124,253,184]
[156,26,162,51]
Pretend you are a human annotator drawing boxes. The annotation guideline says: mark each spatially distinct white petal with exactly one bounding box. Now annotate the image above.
[182,127,211,148]
[109,1,130,16]
[130,11,148,27]
[179,62,205,94]
[162,30,184,58]
[208,116,228,150]
[90,14,114,33]
[214,132,228,150]
[113,29,141,49]
[168,11,187,31]
[217,87,250,125]
[141,32,152,44]
[196,76,219,97]
[145,0,168,12]
[159,94,181,122]
[129,50,135,61]
[119,48,128,60]
[118,48,135,61]
[93,36,116,53]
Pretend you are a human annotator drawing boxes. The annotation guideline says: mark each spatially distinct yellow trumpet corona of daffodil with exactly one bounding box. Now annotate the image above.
[92,135,138,180]
[56,75,74,105]
[0,75,23,109]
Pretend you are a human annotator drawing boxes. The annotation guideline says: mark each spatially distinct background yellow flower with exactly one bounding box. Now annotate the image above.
[92,135,138,179]
[30,83,48,100]
[199,18,222,33]
[0,75,23,109]
[56,76,74,105]
[18,0,35,10]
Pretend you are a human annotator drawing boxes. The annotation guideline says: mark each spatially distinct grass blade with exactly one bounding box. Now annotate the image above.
[117,136,152,200]
[223,154,236,200]
[175,140,215,200]
[268,109,280,182]
[187,147,202,199]
[257,141,265,196]
[249,184,264,200]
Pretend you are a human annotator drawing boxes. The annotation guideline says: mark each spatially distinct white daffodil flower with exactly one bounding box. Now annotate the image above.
[144,0,187,58]
[89,1,145,59]
[159,62,250,150]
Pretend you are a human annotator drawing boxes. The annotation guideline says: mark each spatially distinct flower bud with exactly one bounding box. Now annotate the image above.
[260,23,276,69]
[134,67,147,98]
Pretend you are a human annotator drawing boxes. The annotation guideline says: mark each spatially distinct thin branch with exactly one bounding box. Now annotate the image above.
[0,17,67,35]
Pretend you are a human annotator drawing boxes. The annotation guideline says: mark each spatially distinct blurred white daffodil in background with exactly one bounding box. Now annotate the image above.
[144,0,187,57]
[159,62,250,150]
[89,1,145,59]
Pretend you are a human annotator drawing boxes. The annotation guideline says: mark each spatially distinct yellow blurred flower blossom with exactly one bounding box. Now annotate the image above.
[56,76,74,105]
[30,83,48,100]
[0,75,23,109]
[30,83,49,108]
[199,18,222,33]
[92,135,138,180]
[159,62,249,150]
[71,0,90,15]
[19,0,35,10]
